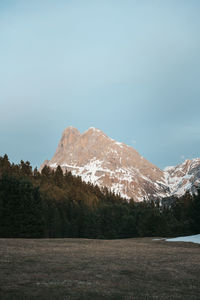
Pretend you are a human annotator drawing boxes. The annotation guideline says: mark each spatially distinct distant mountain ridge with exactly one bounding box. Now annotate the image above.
[40,127,200,201]
[164,158,200,197]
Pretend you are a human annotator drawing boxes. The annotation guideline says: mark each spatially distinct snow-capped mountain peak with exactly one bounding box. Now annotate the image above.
[40,127,200,201]
[40,126,168,201]
[164,158,200,197]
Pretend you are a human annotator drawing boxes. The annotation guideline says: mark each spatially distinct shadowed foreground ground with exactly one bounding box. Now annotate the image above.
[0,238,200,299]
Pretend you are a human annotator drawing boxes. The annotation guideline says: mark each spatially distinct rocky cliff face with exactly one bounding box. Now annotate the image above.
[40,127,200,201]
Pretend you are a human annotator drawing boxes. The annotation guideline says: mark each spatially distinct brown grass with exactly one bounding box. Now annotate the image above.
[0,238,200,299]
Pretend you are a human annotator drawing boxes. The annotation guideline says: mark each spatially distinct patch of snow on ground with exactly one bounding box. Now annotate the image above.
[166,234,200,244]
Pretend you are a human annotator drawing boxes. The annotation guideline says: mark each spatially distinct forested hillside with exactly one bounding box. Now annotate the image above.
[0,154,199,238]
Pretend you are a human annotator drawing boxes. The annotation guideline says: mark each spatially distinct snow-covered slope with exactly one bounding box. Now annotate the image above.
[164,158,200,197]
[40,127,200,201]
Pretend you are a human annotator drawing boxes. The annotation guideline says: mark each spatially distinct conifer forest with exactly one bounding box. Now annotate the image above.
[0,154,199,239]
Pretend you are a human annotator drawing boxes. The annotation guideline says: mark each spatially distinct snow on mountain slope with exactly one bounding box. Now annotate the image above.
[164,158,200,197]
[40,127,200,201]
[40,127,168,201]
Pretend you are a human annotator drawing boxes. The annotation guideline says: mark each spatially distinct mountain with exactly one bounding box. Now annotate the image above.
[164,158,200,197]
[40,127,200,201]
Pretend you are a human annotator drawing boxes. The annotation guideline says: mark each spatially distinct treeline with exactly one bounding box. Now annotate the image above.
[0,154,199,238]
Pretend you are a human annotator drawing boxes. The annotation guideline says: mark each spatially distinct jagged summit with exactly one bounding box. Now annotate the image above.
[40,126,167,201]
[40,127,200,201]
[63,126,106,139]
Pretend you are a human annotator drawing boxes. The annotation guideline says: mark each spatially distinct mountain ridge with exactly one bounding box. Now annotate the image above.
[40,127,200,201]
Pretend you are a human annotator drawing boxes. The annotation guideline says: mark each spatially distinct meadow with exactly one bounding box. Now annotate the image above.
[0,238,200,299]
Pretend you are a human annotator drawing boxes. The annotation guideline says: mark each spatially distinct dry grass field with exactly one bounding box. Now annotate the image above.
[0,238,200,300]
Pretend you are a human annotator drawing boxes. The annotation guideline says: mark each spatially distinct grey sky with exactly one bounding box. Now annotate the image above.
[0,0,200,169]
